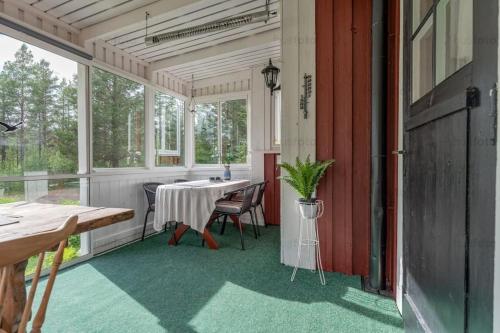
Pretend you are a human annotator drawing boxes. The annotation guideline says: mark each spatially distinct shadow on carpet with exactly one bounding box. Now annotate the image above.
[35,225,403,333]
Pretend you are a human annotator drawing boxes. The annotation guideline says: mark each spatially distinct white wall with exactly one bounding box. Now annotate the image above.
[250,64,281,185]
[280,0,316,269]
[90,168,251,254]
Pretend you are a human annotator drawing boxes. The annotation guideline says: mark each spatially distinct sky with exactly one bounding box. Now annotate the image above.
[0,34,77,80]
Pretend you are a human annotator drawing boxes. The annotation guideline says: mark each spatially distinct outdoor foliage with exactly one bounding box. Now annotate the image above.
[194,99,247,164]
[279,155,335,201]
[0,44,78,177]
[92,67,145,168]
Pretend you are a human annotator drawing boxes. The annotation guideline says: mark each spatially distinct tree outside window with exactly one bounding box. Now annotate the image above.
[92,68,145,168]
[194,98,247,165]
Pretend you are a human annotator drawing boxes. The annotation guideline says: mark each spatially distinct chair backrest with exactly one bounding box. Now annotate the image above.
[0,215,78,268]
[254,181,268,206]
[240,184,257,213]
[0,215,78,333]
[143,182,163,208]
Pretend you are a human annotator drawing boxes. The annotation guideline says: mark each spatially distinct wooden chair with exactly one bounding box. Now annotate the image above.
[0,215,77,333]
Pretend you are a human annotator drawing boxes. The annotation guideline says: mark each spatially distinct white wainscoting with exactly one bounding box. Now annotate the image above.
[90,168,252,254]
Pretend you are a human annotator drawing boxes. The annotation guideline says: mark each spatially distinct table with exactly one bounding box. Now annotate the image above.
[153,179,250,249]
[0,202,134,332]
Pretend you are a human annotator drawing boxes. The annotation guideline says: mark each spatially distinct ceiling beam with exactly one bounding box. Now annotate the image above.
[150,28,280,73]
[79,0,200,43]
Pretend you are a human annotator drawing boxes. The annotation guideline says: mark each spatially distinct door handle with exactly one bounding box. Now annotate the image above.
[392,150,407,155]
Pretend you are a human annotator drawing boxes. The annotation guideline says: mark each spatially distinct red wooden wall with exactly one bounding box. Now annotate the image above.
[316,0,372,276]
[264,153,280,225]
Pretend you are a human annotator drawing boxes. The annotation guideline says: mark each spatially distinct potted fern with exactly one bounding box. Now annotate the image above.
[279,155,334,219]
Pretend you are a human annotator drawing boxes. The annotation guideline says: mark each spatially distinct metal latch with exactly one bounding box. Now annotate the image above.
[466,87,480,108]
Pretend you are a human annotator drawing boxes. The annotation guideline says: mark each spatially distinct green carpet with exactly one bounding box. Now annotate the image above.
[33,225,403,333]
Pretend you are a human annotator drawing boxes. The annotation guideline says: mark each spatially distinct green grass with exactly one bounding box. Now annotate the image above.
[0,195,23,204]
[32,226,403,333]
[25,235,81,276]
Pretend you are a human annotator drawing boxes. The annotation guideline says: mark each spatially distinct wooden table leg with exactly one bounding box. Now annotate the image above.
[1,260,27,333]
[202,229,219,250]
[168,224,190,246]
[229,215,244,230]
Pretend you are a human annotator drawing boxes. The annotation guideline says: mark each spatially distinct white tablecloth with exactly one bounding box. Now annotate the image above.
[153,179,250,233]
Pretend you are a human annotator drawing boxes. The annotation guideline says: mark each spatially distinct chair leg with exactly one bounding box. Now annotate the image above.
[254,207,261,237]
[237,215,245,250]
[260,204,267,228]
[18,252,45,333]
[0,266,11,326]
[31,240,67,333]
[220,215,228,235]
[249,211,258,239]
[142,209,151,241]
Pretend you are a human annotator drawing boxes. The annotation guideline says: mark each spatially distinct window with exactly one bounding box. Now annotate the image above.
[194,97,248,165]
[194,102,220,164]
[92,67,145,168]
[154,91,185,167]
[411,0,473,102]
[0,36,79,176]
[412,16,433,102]
[435,0,473,84]
[0,34,90,274]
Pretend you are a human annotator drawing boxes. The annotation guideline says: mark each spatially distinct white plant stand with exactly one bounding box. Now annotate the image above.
[291,199,326,285]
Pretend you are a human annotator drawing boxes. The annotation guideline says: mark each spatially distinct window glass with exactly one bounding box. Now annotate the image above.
[0,34,89,276]
[413,0,434,32]
[435,0,473,84]
[92,67,145,168]
[0,178,89,275]
[412,16,434,102]
[221,99,247,164]
[154,92,185,167]
[0,35,78,176]
[194,102,219,164]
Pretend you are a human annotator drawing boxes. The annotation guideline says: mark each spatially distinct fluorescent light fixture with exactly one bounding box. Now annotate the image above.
[145,10,277,46]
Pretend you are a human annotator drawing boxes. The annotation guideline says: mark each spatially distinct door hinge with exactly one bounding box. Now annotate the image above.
[466,87,480,109]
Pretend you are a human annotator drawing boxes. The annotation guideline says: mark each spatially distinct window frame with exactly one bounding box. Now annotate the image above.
[191,91,250,168]
[154,91,183,157]
[409,0,474,107]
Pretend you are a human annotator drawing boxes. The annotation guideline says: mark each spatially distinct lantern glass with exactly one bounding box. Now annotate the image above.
[262,59,280,90]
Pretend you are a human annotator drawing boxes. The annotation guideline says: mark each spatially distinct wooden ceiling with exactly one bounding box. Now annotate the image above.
[22,0,158,29]
[23,0,281,80]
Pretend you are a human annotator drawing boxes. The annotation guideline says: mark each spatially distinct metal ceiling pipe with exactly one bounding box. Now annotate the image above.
[368,0,388,292]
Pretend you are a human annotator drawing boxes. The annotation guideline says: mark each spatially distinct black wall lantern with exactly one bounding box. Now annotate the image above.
[261,59,280,95]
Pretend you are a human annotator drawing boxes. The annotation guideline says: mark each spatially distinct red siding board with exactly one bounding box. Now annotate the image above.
[316,0,371,276]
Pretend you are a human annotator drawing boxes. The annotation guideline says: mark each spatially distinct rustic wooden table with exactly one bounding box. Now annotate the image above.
[0,202,134,332]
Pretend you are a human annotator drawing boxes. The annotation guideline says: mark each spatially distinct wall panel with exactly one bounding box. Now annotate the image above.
[315,0,372,276]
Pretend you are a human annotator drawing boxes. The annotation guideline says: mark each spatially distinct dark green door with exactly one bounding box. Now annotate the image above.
[403,0,498,331]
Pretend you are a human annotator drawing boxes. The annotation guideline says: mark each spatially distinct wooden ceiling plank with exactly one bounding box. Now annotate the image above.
[111,0,276,50]
[150,28,279,72]
[169,48,281,76]
[78,0,202,42]
[145,23,280,63]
